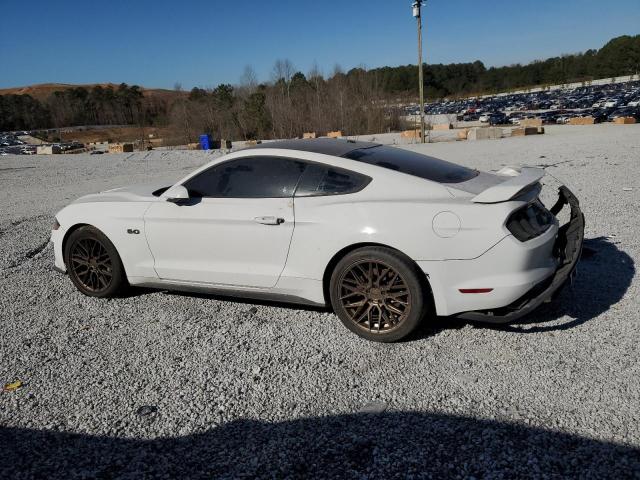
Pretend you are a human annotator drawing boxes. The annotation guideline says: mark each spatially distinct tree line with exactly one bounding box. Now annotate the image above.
[170,61,394,143]
[1,34,638,138]
[369,34,640,97]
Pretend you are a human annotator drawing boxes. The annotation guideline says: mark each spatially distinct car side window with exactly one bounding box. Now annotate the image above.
[294,163,371,197]
[183,157,306,198]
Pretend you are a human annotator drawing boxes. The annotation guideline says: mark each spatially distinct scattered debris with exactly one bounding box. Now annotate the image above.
[136,405,158,416]
[537,159,572,169]
[359,401,387,414]
[246,307,258,315]
[3,380,23,392]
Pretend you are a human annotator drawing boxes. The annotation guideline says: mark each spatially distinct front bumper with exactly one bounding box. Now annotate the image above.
[455,185,585,324]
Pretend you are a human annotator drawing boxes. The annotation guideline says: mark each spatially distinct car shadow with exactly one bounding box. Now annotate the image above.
[470,236,635,334]
[1,411,637,479]
[121,237,633,338]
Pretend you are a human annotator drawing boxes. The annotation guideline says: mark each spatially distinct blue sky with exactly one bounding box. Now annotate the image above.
[1,0,639,89]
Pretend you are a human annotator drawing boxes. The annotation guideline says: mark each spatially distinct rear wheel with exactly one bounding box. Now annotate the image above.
[64,226,126,297]
[329,247,429,342]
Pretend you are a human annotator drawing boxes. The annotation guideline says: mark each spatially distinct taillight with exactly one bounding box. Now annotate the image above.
[506,200,554,241]
[52,218,60,230]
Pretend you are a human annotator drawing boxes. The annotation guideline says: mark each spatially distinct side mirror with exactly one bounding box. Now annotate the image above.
[161,185,190,203]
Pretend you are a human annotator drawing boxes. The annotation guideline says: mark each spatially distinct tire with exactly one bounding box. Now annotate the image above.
[64,225,126,298]
[329,246,430,342]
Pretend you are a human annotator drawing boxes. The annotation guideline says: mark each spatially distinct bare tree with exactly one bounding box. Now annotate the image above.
[308,61,324,131]
[267,59,297,138]
[273,59,295,84]
[170,80,193,145]
[332,64,346,131]
[273,59,295,99]
[164,60,400,145]
[239,65,258,95]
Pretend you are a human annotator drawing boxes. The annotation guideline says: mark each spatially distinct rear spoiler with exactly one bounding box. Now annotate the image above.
[471,167,545,203]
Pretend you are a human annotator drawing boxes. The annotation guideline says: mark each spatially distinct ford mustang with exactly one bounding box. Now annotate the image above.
[51,139,584,341]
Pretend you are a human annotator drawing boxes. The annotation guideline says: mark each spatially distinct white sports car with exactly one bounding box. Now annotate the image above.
[51,139,584,342]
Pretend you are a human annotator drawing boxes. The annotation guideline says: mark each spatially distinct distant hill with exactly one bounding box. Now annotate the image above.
[0,83,180,101]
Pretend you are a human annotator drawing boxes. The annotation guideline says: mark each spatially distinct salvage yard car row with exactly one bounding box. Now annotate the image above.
[407,80,640,125]
[0,133,84,156]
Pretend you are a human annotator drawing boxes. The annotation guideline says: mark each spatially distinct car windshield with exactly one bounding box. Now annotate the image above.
[344,145,478,184]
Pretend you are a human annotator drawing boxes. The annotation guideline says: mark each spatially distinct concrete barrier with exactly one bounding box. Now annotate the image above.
[614,117,636,124]
[520,118,543,127]
[327,131,343,138]
[303,132,317,139]
[511,127,540,136]
[401,129,420,138]
[569,117,596,125]
[108,143,134,153]
[467,127,502,141]
[457,129,469,140]
[36,145,61,154]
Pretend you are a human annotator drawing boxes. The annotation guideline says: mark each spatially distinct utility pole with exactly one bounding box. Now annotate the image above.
[413,1,426,143]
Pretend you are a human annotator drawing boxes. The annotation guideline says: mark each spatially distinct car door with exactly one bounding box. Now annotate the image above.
[143,156,305,288]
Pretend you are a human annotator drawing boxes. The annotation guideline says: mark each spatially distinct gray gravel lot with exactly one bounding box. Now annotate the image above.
[1,124,639,478]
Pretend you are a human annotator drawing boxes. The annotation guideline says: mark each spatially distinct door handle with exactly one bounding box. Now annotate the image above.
[254,216,285,225]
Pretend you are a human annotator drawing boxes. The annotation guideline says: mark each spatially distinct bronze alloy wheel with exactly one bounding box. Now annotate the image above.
[338,259,411,333]
[69,238,113,292]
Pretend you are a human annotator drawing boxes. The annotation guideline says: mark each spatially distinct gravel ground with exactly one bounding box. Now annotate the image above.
[1,124,639,479]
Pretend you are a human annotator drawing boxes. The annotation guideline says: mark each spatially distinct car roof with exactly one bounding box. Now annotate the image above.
[242,138,380,158]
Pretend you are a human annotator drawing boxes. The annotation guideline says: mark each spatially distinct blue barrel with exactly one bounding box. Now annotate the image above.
[199,134,213,150]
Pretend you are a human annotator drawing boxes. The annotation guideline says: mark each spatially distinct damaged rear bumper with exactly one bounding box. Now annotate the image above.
[455,185,585,324]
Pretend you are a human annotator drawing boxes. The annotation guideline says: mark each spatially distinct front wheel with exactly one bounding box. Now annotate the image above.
[329,247,430,342]
[64,226,126,297]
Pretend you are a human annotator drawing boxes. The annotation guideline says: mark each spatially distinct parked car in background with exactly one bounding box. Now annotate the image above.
[538,112,559,124]
[488,112,508,125]
[607,108,640,122]
[463,112,481,121]
[404,80,640,127]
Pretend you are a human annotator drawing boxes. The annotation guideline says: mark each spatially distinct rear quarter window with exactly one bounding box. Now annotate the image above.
[344,145,478,184]
[295,164,371,197]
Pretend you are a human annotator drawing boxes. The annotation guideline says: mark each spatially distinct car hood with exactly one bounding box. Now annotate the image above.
[72,181,172,204]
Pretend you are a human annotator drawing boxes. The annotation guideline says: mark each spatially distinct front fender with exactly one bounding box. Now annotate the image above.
[54,202,157,279]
